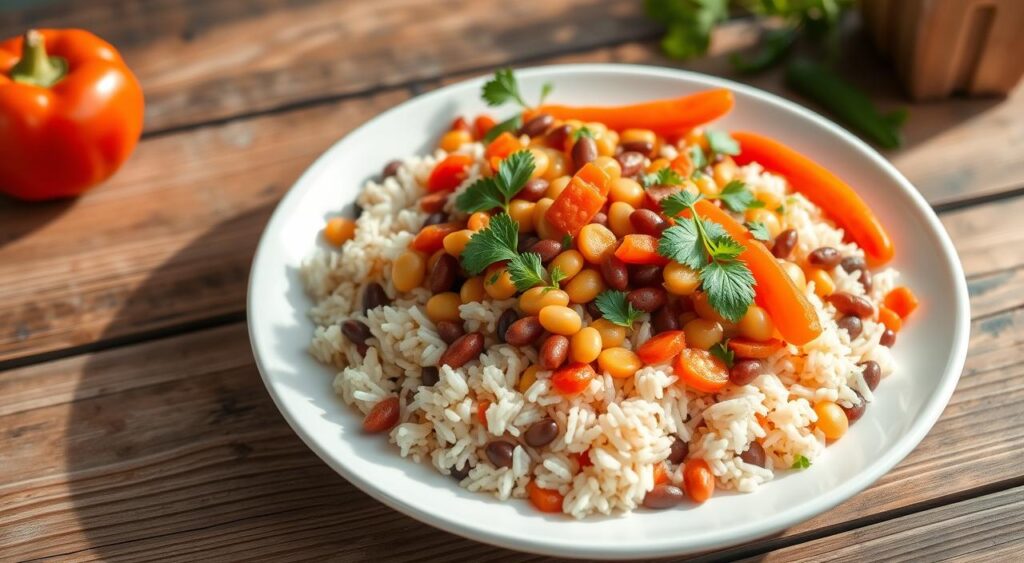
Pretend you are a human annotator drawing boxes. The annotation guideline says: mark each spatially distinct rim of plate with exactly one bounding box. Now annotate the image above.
[247,63,971,559]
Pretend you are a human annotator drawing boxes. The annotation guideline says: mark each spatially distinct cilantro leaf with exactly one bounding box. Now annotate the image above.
[456,150,535,214]
[705,130,740,156]
[539,82,554,105]
[708,233,744,261]
[497,150,536,199]
[700,260,756,323]
[717,181,756,213]
[483,114,522,143]
[689,145,708,170]
[561,234,573,250]
[709,340,734,368]
[460,213,519,275]
[748,199,766,209]
[455,178,505,214]
[594,290,643,328]
[745,220,770,242]
[658,220,706,270]
[506,252,547,291]
[660,191,701,218]
[481,68,527,107]
[548,266,567,288]
[791,455,812,470]
[642,167,684,188]
[572,126,595,142]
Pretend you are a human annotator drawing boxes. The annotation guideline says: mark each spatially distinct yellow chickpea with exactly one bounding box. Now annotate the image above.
[693,291,727,323]
[323,217,356,246]
[755,188,783,211]
[538,305,583,335]
[528,147,550,180]
[695,173,720,197]
[814,401,849,440]
[684,318,724,350]
[712,156,738,187]
[598,347,643,379]
[583,122,607,136]
[509,199,536,234]
[519,287,570,315]
[595,130,619,157]
[684,127,710,153]
[592,155,622,180]
[590,318,626,349]
[738,305,775,342]
[550,250,585,283]
[564,268,606,304]
[443,229,475,257]
[808,268,836,298]
[484,265,517,299]
[460,276,486,303]
[608,201,635,238]
[392,250,427,292]
[467,212,490,232]
[518,365,541,393]
[780,260,806,290]
[570,327,603,363]
[577,223,617,264]
[746,208,783,239]
[426,292,462,323]
[532,198,558,240]
[543,149,568,180]
[662,262,701,296]
[546,176,571,199]
[607,177,645,208]
[621,128,657,146]
[439,129,472,152]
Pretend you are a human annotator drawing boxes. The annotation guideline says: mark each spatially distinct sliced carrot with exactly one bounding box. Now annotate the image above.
[419,191,449,213]
[883,286,919,319]
[485,131,522,166]
[551,363,596,396]
[688,200,822,346]
[636,330,687,365]
[877,305,902,332]
[653,462,670,485]
[731,132,894,265]
[427,153,474,192]
[670,153,694,177]
[683,458,715,503]
[534,89,734,135]
[614,234,669,266]
[527,480,564,513]
[545,177,606,236]
[474,114,497,140]
[476,400,490,428]
[728,338,785,359]
[575,162,612,197]
[673,348,729,393]
[410,222,462,254]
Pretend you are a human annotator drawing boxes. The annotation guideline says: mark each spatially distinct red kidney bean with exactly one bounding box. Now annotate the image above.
[341,320,372,345]
[642,484,685,509]
[505,316,543,346]
[586,302,603,320]
[836,315,863,340]
[627,287,667,313]
[771,229,798,259]
[362,282,390,313]
[880,328,896,348]
[840,255,867,273]
[497,309,518,344]
[421,366,440,387]
[621,140,655,156]
[438,332,484,368]
[363,396,400,432]
[485,440,516,468]
[519,113,554,137]
[518,234,540,253]
[529,239,563,264]
[857,269,873,293]
[590,211,608,226]
[422,212,448,228]
[382,160,402,179]
[545,124,571,149]
[842,392,867,424]
[652,302,681,334]
[601,255,629,291]
[740,442,766,467]
[630,264,663,288]
[859,360,881,390]
[540,335,570,370]
[524,418,559,447]
[730,359,765,386]
[518,178,549,202]
[668,436,688,464]
[615,151,646,177]
[827,292,874,318]
[427,253,458,292]
[808,247,842,268]
[643,185,681,210]
[572,136,597,171]
[449,463,472,481]
[436,320,465,344]
[629,209,669,237]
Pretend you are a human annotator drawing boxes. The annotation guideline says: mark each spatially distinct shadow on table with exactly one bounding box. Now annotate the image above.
[0,195,76,249]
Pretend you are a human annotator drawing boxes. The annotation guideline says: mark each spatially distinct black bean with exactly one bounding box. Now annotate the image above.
[620,140,655,156]
[880,328,896,348]
[615,151,646,177]
[668,436,688,464]
[642,484,685,509]
[422,212,448,228]
[808,247,842,269]
[842,392,867,424]
[586,301,603,320]
[382,160,402,179]
[739,442,766,467]
[497,309,519,344]
[827,292,874,318]
[485,440,516,468]
[421,366,440,387]
[341,320,372,345]
[518,178,549,202]
[859,360,881,391]
[572,136,597,171]
[450,462,472,481]
[730,359,765,386]
[362,282,389,313]
[652,303,681,334]
[519,113,554,137]
[836,315,863,340]
[524,418,559,447]
[772,229,798,259]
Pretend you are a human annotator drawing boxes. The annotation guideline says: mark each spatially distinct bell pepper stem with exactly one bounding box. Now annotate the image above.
[10,30,68,88]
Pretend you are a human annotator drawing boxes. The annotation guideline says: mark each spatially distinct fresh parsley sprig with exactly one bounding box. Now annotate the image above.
[483,114,522,143]
[658,191,756,323]
[594,290,644,328]
[460,213,564,292]
[572,126,595,142]
[710,340,735,368]
[455,150,535,214]
[641,167,685,189]
[717,180,756,213]
[481,68,553,110]
[745,220,770,242]
[706,130,740,158]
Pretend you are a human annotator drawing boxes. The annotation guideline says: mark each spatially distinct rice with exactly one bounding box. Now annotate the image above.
[301,143,900,519]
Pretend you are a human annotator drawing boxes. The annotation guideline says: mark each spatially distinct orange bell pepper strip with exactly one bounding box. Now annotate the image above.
[883,286,919,318]
[545,163,611,235]
[0,29,144,200]
[731,132,895,266]
[691,200,822,345]
[532,89,734,135]
[426,154,474,192]
[614,234,669,266]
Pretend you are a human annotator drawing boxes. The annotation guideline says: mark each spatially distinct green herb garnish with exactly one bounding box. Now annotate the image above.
[792,455,812,470]
[460,213,562,292]
[745,220,770,242]
[717,180,756,213]
[594,290,644,328]
[456,150,535,214]
[688,145,708,170]
[482,114,523,143]
[561,233,573,250]
[706,130,740,157]
[641,167,684,189]
[482,68,528,108]
[710,340,735,368]
[572,126,596,142]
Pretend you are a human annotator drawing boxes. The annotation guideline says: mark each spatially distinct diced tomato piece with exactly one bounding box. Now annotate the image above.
[877,305,902,332]
[450,116,471,132]
[573,449,593,468]
[527,480,564,513]
[410,222,462,253]
[575,162,612,197]
[614,234,669,266]
[673,348,729,393]
[728,338,784,359]
[551,362,596,396]
[546,177,607,236]
[883,286,919,319]
[474,114,497,140]
[653,462,670,485]
[643,184,683,212]
[476,399,490,429]
[485,131,523,166]
[427,154,474,192]
[636,330,687,365]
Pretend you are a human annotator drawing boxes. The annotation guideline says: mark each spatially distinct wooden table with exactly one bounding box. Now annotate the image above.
[2,2,1022,560]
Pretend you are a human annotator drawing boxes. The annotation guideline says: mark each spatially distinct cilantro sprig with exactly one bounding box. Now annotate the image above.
[792,455,812,470]
[480,69,553,142]
[717,180,755,213]
[710,340,734,368]
[641,167,684,189]
[745,220,770,242]
[460,213,564,292]
[706,130,740,157]
[456,150,535,214]
[594,290,644,328]
[483,114,522,143]
[572,126,595,142]
[657,191,756,323]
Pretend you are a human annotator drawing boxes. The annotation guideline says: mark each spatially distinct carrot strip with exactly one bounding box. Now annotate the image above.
[883,286,919,318]
[533,89,734,135]
[877,306,902,332]
[731,132,894,265]
[691,200,822,345]
[546,176,607,236]
[574,162,611,197]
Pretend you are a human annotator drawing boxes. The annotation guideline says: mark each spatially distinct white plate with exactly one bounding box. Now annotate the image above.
[247,64,970,558]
